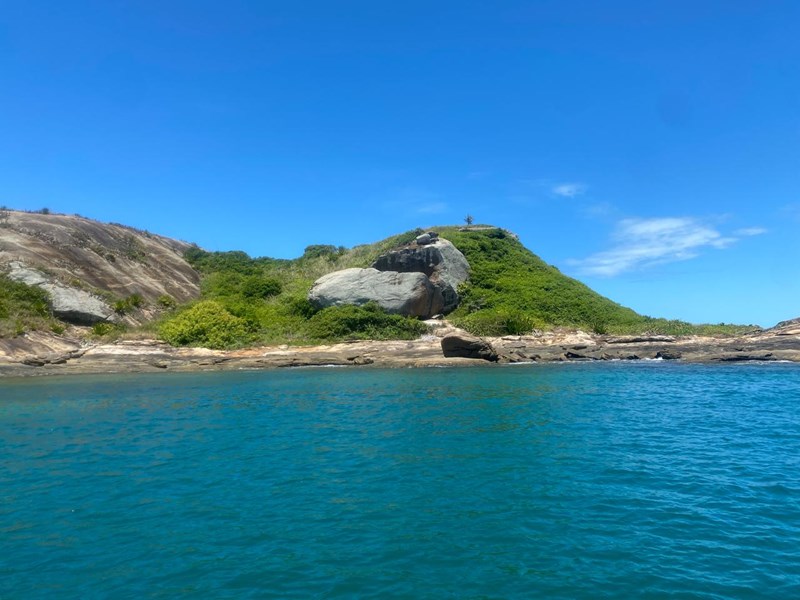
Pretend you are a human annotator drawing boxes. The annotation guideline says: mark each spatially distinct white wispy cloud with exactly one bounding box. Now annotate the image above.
[734,227,767,236]
[552,182,587,198]
[571,217,738,277]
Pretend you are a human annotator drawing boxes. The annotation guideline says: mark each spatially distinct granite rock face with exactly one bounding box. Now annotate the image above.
[371,238,469,313]
[0,210,201,325]
[7,262,115,324]
[308,268,444,317]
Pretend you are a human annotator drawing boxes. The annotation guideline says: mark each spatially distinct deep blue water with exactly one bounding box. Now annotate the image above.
[2,363,800,599]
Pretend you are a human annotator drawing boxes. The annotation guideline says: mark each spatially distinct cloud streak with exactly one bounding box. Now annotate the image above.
[552,182,587,198]
[572,217,743,276]
[734,227,767,236]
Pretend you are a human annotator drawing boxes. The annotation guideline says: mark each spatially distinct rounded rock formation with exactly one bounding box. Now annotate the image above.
[308,268,444,318]
[441,333,498,362]
[371,238,469,313]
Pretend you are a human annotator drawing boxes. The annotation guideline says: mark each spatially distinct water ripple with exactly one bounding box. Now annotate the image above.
[2,364,800,598]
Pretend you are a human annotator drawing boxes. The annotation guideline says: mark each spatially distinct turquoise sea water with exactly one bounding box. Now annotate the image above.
[2,363,800,599]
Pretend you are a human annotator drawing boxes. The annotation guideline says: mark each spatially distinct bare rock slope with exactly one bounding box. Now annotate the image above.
[0,211,200,324]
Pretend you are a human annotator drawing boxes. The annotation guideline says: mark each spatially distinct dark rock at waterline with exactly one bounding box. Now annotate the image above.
[441,333,498,362]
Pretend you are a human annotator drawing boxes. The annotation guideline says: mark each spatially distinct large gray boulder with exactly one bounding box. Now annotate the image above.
[7,262,115,325]
[308,268,444,318]
[372,238,469,313]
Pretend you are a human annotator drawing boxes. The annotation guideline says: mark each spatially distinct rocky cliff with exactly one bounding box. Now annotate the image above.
[0,210,201,324]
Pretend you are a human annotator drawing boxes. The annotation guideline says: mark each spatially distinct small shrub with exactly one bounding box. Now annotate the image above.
[302,245,342,260]
[91,322,126,338]
[0,275,53,337]
[241,275,282,299]
[157,294,177,309]
[287,296,318,319]
[185,248,259,275]
[159,300,251,348]
[113,294,144,314]
[121,235,147,262]
[452,310,543,337]
[307,302,427,341]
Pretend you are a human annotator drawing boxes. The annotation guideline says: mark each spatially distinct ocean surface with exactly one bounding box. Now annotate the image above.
[2,363,800,599]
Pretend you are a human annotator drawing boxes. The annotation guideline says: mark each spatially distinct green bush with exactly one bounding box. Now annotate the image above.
[113,293,145,314]
[0,275,54,337]
[241,275,282,299]
[451,310,544,337]
[185,247,284,276]
[307,302,427,341]
[286,295,318,319]
[302,245,346,260]
[91,322,126,338]
[159,300,251,348]
[157,294,176,309]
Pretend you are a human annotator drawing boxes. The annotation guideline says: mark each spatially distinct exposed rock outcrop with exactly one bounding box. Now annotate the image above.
[308,234,470,318]
[371,238,469,313]
[2,324,800,377]
[7,262,115,324]
[0,211,201,325]
[771,318,800,336]
[441,333,499,362]
[308,268,444,317]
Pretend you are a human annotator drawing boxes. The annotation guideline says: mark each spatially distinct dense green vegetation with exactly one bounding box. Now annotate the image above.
[307,302,428,341]
[438,227,642,334]
[162,235,428,347]
[159,300,252,349]
[438,226,755,336]
[2,222,753,343]
[0,275,58,337]
[154,225,754,348]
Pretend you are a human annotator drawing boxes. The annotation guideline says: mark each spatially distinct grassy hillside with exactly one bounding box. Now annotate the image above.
[438,227,754,336]
[155,225,754,348]
[161,229,428,347]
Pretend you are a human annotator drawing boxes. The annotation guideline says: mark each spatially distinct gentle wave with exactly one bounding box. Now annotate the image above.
[2,363,800,598]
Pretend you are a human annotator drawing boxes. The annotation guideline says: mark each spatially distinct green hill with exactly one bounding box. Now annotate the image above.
[168,225,753,347]
[1,213,755,347]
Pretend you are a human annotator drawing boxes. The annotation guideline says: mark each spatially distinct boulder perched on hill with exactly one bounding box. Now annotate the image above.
[308,268,444,317]
[371,238,469,313]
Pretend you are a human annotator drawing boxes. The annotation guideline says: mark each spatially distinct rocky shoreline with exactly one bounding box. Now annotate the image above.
[2,319,799,378]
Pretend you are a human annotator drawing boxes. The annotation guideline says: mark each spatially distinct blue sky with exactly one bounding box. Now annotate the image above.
[2,1,798,326]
